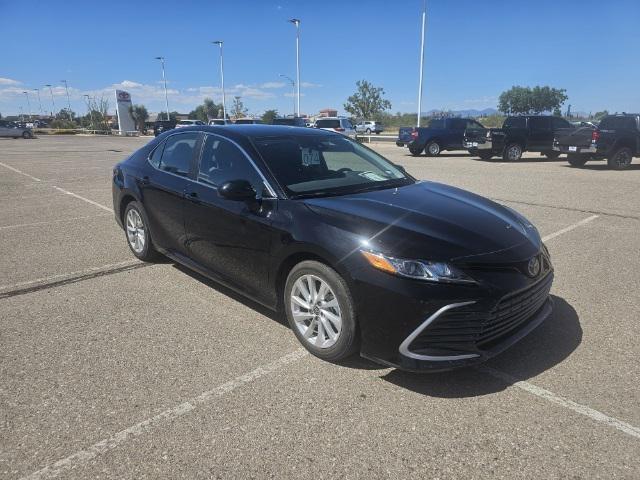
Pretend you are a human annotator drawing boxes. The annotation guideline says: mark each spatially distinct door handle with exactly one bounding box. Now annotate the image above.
[185,191,201,203]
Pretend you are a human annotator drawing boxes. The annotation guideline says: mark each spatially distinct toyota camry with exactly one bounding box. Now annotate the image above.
[112,125,553,372]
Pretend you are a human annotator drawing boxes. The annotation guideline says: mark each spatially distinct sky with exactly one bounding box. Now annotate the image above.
[0,0,638,118]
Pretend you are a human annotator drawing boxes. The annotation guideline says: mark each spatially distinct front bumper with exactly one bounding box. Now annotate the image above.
[353,263,554,372]
[464,140,493,150]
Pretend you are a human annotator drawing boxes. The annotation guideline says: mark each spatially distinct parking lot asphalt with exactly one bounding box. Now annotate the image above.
[1,135,639,479]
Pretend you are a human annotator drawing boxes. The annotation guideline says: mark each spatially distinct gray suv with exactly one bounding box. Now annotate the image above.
[0,120,33,139]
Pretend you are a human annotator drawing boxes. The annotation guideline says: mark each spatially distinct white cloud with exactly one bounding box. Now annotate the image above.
[119,80,143,89]
[301,82,322,88]
[260,81,286,89]
[463,96,497,105]
[0,77,21,86]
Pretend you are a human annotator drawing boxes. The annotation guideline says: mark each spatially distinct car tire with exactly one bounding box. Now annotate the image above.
[567,153,588,167]
[478,151,494,160]
[22,131,32,139]
[607,147,633,170]
[426,141,441,156]
[365,128,371,134]
[409,145,423,156]
[544,151,561,159]
[123,201,159,262]
[284,260,359,362]
[503,143,523,161]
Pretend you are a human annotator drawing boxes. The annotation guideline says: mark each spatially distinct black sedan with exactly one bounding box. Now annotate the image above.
[112,125,553,372]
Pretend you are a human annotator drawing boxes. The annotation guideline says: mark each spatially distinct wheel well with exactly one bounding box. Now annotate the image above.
[119,195,136,225]
[274,252,332,311]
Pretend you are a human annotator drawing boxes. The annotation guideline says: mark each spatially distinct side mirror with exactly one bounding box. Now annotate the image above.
[219,179,257,201]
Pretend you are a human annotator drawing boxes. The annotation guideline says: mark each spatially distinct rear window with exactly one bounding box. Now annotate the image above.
[504,117,526,128]
[599,116,637,130]
[316,119,341,129]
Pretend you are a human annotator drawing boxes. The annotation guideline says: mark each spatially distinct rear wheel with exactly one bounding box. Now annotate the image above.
[284,261,358,361]
[567,153,588,167]
[426,141,441,156]
[22,131,32,139]
[365,128,371,134]
[544,151,561,159]
[503,143,523,161]
[123,201,159,261]
[607,147,633,170]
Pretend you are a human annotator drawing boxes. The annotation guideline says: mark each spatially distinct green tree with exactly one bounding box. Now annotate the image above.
[593,110,609,121]
[158,111,180,122]
[129,104,149,133]
[498,85,568,115]
[261,109,278,124]
[231,96,248,119]
[189,98,223,122]
[344,80,392,120]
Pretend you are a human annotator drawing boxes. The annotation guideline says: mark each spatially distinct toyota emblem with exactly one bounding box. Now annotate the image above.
[527,256,541,277]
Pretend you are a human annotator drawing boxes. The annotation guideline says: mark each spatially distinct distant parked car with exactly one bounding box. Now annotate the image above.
[355,121,384,134]
[153,120,176,137]
[554,113,640,169]
[0,120,33,139]
[398,117,483,156]
[272,117,307,127]
[175,119,206,128]
[208,119,230,126]
[315,117,356,138]
[234,118,263,125]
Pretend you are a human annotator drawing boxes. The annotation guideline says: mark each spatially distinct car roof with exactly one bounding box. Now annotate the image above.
[163,124,338,138]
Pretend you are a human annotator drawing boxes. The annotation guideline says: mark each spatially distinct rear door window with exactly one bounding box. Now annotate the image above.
[316,119,341,129]
[159,132,199,177]
[504,117,526,128]
[428,119,445,129]
[528,117,551,130]
[551,117,571,130]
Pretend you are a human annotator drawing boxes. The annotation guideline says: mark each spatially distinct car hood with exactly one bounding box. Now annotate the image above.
[303,181,541,263]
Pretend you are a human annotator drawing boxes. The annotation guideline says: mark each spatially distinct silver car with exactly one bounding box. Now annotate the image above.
[0,120,33,139]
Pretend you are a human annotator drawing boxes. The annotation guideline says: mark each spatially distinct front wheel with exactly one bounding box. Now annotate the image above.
[426,141,441,156]
[22,131,32,139]
[123,201,159,262]
[365,128,371,134]
[284,261,358,361]
[607,147,633,170]
[503,143,523,161]
[567,153,588,167]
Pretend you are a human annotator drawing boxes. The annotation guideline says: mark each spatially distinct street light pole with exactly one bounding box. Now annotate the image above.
[155,57,171,121]
[34,88,43,116]
[45,84,56,117]
[416,1,427,128]
[279,74,296,117]
[212,41,226,121]
[61,80,72,120]
[288,19,300,117]
[22,91,32,120]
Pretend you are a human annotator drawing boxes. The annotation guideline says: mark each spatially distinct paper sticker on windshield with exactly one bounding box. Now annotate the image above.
[301,148,320,166]
[360,171,386,181]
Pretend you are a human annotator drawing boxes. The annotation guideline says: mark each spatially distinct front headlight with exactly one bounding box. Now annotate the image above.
[361,250,476,285]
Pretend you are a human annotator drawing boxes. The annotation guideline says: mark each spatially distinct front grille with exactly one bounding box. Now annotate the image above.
[410,273,553,354]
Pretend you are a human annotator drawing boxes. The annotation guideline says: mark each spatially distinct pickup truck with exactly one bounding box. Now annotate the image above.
[554,113,640,170]
[464,115,574,161]
[397,117,484,156]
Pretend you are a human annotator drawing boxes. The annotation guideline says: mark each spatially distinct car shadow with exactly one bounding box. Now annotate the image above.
[475,156,566,163]
[380,295,581,397]
[406,152,471,158]
[566,163,640,171]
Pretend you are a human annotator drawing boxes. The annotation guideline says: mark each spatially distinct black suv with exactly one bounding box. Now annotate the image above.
[153,120,176,137]
[554,114,640,170]
[464,115,573,161]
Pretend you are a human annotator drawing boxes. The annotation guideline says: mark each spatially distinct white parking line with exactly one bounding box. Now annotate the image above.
[478,366,640,440]
[542,215,599,242]
[0,161,42,182]
[0,214,111,230]
[52,186,113,213]
[21,348,309,480]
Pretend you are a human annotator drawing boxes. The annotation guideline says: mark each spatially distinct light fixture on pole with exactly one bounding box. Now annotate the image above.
[60,80,72,120]
[416,1,427,128]
[288,18,301,117]
[22,91,32,120]
[154,57,171,121]
[33,88,43,116]
[279,74,296,117]
[211,41,226,121]
[44,84,56,117]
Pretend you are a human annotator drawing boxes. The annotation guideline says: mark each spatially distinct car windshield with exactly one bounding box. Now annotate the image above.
[253,134,413,198]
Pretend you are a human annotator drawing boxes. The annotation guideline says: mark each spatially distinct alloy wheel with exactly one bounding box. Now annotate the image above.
[290,274,342,349]
[614,150,631,168]
[428,142,440,155]
[507,145,522,161]
[126,208,146,254]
